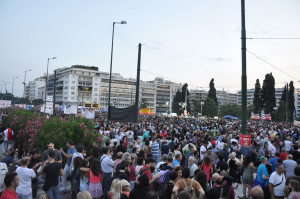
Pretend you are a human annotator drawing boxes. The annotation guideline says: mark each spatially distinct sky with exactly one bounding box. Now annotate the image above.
[0,0,300,97]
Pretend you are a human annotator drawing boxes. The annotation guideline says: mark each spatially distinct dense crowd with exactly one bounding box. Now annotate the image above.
[0,108,300,199]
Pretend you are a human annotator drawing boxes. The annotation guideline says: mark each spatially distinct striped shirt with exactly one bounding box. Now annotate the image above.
[151,142,159,157]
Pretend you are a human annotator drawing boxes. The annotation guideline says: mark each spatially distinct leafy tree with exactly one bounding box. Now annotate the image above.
[280,86,286,102]
[253,79,263,114]
[219,104,241,118]
[192,99,204,114]
[262,73,276,114]
[32,99,44,105]
[247,104,254,119]
[202,97,218,117]
[208,79,218,106]
[172,90,182,115]
[289,81,295,121]
[275,100,286,122]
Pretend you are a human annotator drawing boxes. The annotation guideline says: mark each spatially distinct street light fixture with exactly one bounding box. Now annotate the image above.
[44,57,57,112]
[11,77,18,104]
[200,101,205,116]
[107,20,127,124]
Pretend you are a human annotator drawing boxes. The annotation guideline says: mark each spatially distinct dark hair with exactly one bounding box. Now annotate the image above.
[194,169,201,177]
[137,157,144,166]
[145,157,155,164]
[145,190,158,199]
[244,154,252,168]
[80,159,89,179]
[218,154,224,161]
[102,147,109,154]
[120,160,129,170]
[132,147,137,153]
[275,152,280,157]
[48,150,55,158]
[203,156,211,166]
[145,140,150,146]
[73,157,83,171]
[4,172,17,187]
[277,159,283,164]
[67,140,74,145]
[294,144,299,150]
[47,141,54,145]
[178,191,191,199]
[182,167,190,178]
[169,171,178,181]
[175,154,181,160]
[90,159,101,177]
[276,163,284,169]
[195,171,207,189]
[76,145,84,153]
[167,157,173,163]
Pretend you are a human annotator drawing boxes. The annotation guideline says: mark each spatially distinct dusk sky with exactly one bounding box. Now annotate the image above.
[1,0,300,97]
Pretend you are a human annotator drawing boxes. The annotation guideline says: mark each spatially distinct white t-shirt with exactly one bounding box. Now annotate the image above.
[200,145,207,160]
[3,129,14,141]
[217,141,224,151]
[0,163,8,192]
[269,172,286,197]
[284,140,293,151]
[16,167,36,195]
[268,144,276,157]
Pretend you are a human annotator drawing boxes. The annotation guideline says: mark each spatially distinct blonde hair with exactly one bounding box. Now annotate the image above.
[110,179,123,199]
[39,194,50,199]
[229,152,236,160]
[77,191,93,199]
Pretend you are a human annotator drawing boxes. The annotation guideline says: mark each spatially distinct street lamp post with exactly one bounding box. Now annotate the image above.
[107,20,127,124]
[200,101,204,116]
[12,77,18,104]
[23,69,32,99]
[2,81,9,94]
[44,57,57,112]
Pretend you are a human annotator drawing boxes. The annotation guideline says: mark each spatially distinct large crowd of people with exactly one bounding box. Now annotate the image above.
[0,108,300,199]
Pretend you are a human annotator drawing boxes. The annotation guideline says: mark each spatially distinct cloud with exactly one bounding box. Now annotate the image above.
[206,57,231,62]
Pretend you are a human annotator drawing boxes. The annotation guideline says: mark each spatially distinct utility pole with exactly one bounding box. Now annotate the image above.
[241,0,247,134]
[286,83,289,123]
[53,70,56,116]
[135,43,142,123]
[185,85,188,112]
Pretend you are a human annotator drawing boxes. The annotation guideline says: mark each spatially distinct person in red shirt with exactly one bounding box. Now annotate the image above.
[0,172,19,199]
[139,157,155,189]
[279,148,289,161]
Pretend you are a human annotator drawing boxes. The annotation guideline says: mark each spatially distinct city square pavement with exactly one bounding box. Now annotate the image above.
[35,181,245,199]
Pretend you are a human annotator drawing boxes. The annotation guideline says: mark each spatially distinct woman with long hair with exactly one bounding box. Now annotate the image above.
[195,171,210,199]
[71,157,83,199]
[241,154,255,199]
[129,156,136,191]
[228,152,243,189]
[288,179,300,199]
[201,156,213,182]
[88,159,103,199]
[143,140,152,158]
[109,179,127,199]
[79,159,90,191]
[129,173,150,199]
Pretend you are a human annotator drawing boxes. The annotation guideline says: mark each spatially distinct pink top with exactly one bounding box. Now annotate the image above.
[90,170,101,183]
[129,165,135,181]
[201,163,212,181]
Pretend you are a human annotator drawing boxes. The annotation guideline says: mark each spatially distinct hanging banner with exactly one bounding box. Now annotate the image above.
[64,106,78,114]
[0,100,11,108]
[262,114,272,121]
[294,120,300,127]
[251,113,271,120]
[83,109,95,119]
[251,114,260,120]
[46,96,53,102]
[239,134,251,146]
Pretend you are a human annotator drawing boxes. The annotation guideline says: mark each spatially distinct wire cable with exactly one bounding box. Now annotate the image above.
[247,38,300,40]
[246,50,300,81]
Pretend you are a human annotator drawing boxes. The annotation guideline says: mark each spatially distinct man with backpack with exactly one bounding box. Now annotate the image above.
[172,167,205,199]
[140,157,155,189]
[151,157,173,190]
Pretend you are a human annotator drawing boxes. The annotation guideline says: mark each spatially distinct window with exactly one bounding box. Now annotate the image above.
[71,97,74,100]
[72,81,75,84]
[71,92,75,95]
[94,83,98,86]
[71,86,75,90]
[65,81,68,84]
[64,97,68,100]
[64,86,68,90]
[94,88,98,91]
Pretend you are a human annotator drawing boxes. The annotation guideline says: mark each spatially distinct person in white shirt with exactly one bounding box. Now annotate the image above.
[0,161,8,193]
[115,131,125,146]
[200,142,208,161]
[284,137,293,152]
[268,140,276,158]
[269,163,286,199]
[16,157,40,199]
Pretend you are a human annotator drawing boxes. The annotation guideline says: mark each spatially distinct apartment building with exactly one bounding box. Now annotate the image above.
[27,77,46,101]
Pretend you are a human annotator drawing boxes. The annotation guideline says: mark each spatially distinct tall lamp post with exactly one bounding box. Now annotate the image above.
[200,101,204,116]
[107,20,127,124]
[44,57,57,112]
[23,69,32,99]
[12,77,18,104]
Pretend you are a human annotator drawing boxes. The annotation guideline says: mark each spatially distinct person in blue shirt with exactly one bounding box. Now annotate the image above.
[269,152,280,172]
[60,140,77,192]
[257,157,270,199]
[240,144,250,157]
[172,154,182,168]
[161,141,170,155]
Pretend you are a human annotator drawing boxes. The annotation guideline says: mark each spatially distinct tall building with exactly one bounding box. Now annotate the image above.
[28,77,46,101]
[141,81,157,113]
[189,89,208,110]
[216,90,238,106]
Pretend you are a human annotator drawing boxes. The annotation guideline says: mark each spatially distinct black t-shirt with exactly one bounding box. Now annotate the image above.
[44,162,62,187]
[217,161,228,172]
[289,150,300,161]
[166,182,175,199]
[285,176,300,185]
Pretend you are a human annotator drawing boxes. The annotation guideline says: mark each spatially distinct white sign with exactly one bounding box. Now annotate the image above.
[83,109,95,119]
[46,102,53,108]
[46,96,53,102]
[64,106,78,114]
[45,107,53,115]
[0,100,11,108]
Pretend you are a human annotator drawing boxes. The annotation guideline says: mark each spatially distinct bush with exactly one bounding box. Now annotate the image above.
[4,110,102,156]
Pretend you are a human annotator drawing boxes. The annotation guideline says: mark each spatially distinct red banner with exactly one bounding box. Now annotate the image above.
[251,114,260,120]
[262,114,272,120]
[250,113,272,121]
[239,134,251,146]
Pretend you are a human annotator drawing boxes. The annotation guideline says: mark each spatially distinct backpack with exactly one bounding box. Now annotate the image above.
[157,169,171,184]
[182,179,196,199]
[139,168,150,175]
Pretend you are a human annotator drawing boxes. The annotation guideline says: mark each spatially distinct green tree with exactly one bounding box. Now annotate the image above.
[208,78,218,106]
[289,81,295,121]
[219,104,241,118]
[192,99,204,114]
[280,86,286,102]
[253,79,263,114]
[202,97,218,117]
[32,99,44,105]
[262,73,276,114]
[275,100,287,122]
[172,90,182,115]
